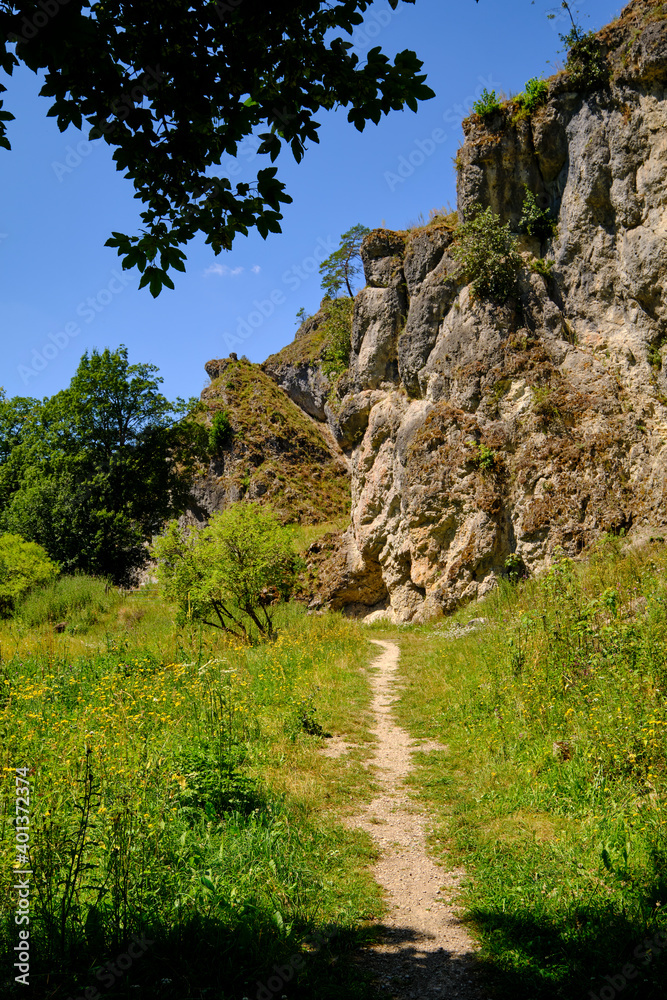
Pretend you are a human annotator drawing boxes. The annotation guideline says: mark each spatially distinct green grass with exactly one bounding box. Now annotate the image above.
[15,573,122,632]
[384,537,667,998]
[0,598,381,999]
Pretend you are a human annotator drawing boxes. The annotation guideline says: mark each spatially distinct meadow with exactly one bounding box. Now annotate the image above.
[2,535,667,1000]
[381,536,667,999]
[0,587,382,1000]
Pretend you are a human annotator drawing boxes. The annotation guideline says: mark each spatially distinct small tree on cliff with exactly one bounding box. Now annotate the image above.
[153,504,300,642]
[319,224,370,298]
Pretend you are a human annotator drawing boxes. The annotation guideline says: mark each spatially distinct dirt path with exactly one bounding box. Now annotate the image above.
[329,638,483,999]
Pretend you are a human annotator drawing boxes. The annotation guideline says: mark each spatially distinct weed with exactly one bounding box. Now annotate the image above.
[470,441,499,473]
[16,575,121,632]
[208,408,233,451]
[532,384,561,425]
[488,378,512,417]
[529,257,555,280]
[472,88,503,117]
[513,77,549,119]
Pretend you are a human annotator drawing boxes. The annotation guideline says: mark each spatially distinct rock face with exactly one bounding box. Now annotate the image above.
[262,305,333,420]
[288,0,667,621]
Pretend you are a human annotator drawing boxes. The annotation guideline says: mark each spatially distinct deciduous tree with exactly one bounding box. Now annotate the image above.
[0,1,434,294]
[0,346,205,582]
[153,503,300,641]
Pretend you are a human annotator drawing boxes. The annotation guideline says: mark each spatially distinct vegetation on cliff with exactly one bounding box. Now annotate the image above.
[202,357,349,524]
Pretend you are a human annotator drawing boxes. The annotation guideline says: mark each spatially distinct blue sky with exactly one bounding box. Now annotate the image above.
[1,0,621,404]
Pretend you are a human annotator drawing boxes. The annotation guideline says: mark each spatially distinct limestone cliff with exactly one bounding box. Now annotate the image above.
[266,0,667,621]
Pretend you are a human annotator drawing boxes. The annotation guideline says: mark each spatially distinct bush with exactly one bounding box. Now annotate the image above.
[153,503,301,642]
[513,77,549,117]
[320,297,354,378]
[472,88,502,117]
[209,409,233,452]
[566,31,609,90]
[16,574,119,629]
[519,188,557,241]
[0,533,58,616]
[451,205,522,303]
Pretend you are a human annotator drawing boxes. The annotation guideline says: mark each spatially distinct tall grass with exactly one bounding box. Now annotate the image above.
[0,602,380,999]
[16,574,122,631]
[394,538,667,999]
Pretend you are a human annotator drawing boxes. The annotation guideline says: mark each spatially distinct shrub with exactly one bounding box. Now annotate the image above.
[16,573,118,629]
[209,409,233,452]
[451,205,522,303]
[153,503,301,642]
[320,297,354,378]
[566,31,609,90]
[519,189,557,241]
[0,533,58,616]
[513,77,549,118]
[472,88,502,117]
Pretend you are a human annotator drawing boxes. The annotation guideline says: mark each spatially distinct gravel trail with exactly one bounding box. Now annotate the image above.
[337,638,483,1000]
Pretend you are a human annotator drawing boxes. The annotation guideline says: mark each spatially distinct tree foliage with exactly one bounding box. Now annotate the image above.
[0,532,58,616]
[319,223,370,298]
[519,188,557,241]
[153,504,300,642]
[0,2,434,294]
[0,346,205,583]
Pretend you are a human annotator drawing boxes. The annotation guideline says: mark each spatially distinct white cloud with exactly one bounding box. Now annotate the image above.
[251,264,261,274]
[204,263,245,277]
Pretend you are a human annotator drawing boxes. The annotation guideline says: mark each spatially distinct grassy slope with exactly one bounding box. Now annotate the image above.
[0,595,381,1000]
[202,358,350,525]
[369,538,667,998]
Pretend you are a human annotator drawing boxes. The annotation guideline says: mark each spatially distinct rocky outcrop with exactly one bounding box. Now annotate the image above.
[294,0,667,621]
[261,305,333,420]
[186,357,349,527]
